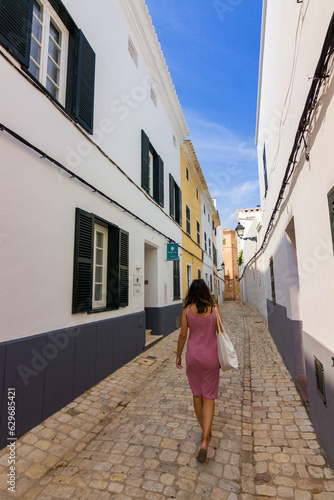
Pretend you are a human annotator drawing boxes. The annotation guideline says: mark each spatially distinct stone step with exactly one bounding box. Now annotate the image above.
[144,332,163,349]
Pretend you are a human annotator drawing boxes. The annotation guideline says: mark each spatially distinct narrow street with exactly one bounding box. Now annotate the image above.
[0,302,333,499]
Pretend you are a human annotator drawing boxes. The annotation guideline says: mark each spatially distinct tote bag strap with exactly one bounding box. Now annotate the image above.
[215,305,224,334]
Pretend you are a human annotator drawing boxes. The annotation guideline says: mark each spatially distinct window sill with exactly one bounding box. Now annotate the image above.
[87,306,120,314]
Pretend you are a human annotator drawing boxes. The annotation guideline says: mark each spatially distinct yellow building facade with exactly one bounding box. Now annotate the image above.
[180,141,204,297]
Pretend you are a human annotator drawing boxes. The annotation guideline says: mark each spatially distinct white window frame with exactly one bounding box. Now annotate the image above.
[92,224,108,310]
[29,0,69,106]
[197,268,201,279]
[209,238,211,256]
[196,219,200,245]
[204,232,207,252]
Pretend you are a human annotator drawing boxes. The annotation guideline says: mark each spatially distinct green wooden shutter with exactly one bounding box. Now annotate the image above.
[0,0,33,67]
[75,30,95,134]
[179,188,182,226]
[169,174,175,218]
[141,130,150,193]
[158,156,164,207]
[119,229,129,307]
[153,155,164,207]
[175,185,182,226]
[72,208,94,313]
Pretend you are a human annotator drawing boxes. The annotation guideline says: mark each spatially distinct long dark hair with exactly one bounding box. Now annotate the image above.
[184,279,215,313]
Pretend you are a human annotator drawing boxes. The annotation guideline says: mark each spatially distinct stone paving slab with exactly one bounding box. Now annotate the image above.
[0,302,333,499]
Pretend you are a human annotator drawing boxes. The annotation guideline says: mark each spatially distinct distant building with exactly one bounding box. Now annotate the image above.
[235,208,266,317]
[222,229,240,301]
[180,140,204,292]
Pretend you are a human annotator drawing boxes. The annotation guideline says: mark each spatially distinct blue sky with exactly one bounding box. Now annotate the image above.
[145,0,263,228]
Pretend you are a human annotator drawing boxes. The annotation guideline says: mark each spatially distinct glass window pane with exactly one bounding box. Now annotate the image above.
[96,232,103,249]
[33,0,42,21]
[46,78,58,99]
[95,266,102,283]
[47,58,60,84]
[32,17,42,42]
[29,60,39,79]
[95,248,103,266]
[30,38,41,64]
[48,38,60,64]
[49,20,61,45]
[95,284,102,301]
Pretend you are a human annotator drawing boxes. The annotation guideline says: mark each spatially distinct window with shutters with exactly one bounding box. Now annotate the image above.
[28,0,68,105]
[0,0,95,133]
[204,232,207,252]
[186,204,191,236]
[197,268,201,279]
[209,238,211,256]
[169,173,182,226]
[173,259,180,300]
[196,220,200,245]
[141,130,164,207]
[72,208,129,313]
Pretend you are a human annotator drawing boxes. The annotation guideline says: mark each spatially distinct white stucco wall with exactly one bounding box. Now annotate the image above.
[0,0,188,342]
[256,0,334,350]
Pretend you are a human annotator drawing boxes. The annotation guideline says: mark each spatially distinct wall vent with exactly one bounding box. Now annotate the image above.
[314,357,327,405]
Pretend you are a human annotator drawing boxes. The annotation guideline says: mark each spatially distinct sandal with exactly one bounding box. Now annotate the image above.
[196,447,207,463]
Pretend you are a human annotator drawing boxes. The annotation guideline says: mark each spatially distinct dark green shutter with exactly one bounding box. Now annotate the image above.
[72,208,94,313]
[179,188,182,226]
[158,156,164,207]
[141,130,150,193]
[169,174,175,218]
[175,185,182,226]
[75,30,95,134]
[153,155,164,207]
[119,229,129,307]
[153,154,159,203]
[173,260,180,300]
[0,0,33,67]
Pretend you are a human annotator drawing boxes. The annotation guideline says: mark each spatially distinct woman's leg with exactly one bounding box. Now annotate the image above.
[201,398,215,449]
[193,395,204,430]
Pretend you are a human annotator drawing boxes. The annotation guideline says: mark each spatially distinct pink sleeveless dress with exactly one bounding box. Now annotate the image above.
[185,305,220,399]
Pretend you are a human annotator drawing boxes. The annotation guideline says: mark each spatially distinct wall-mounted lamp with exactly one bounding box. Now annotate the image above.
[235,222,257,242]
[217,261,225,272]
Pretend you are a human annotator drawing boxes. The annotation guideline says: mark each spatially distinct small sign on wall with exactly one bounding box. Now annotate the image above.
[166,243,179,261]
[133,275,143,296]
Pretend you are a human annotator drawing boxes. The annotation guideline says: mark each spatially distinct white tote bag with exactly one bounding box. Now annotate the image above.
[216,307,238,371]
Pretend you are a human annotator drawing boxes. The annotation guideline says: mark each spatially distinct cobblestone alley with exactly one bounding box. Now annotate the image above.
[0,302,333,499]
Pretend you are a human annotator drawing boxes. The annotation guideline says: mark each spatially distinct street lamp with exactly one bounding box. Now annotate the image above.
[217,261,225,273]
[235,222,257,242]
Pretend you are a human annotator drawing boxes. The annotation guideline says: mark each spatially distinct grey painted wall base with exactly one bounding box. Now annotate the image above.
[145,302,183,337]
[0,311,145,450]
[266,300,305,377]
[303,331,334,469]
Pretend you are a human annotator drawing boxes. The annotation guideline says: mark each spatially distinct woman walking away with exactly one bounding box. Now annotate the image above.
[176,279,223,463]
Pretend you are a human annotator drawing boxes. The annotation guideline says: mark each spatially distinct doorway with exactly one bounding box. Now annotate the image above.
[285,217,307,400]
[144,242,159,339]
